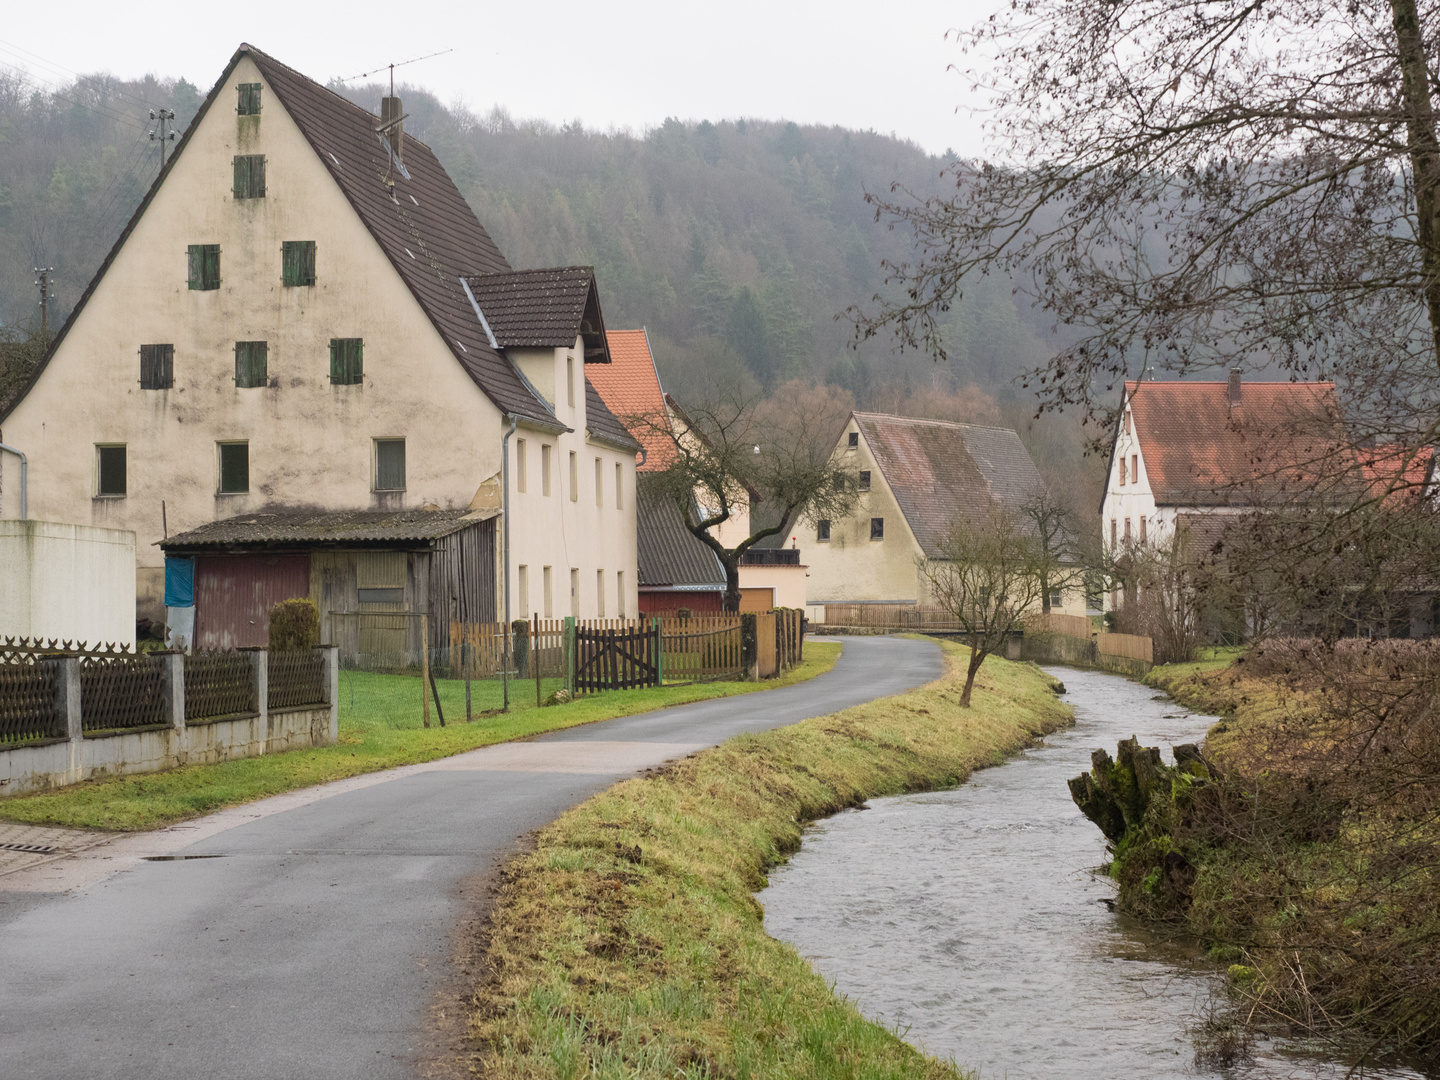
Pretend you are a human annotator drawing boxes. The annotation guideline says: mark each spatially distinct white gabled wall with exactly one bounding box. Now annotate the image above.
[1101,392,1161,555]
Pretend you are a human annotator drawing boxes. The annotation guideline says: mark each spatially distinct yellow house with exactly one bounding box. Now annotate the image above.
[801,412,1087,622]
[0,44,639,648]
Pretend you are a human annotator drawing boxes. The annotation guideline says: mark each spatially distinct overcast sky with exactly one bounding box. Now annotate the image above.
[0,0,1002,156]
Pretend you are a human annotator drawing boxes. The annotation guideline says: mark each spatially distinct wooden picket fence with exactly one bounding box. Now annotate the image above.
[1024,612,1091,638]
[1097,632,1154,664]
[661,616,744,684]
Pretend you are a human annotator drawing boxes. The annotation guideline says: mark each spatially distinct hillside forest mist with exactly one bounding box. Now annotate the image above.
[0,67,1105,524]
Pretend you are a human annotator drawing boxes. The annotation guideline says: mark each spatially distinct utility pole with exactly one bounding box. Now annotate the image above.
[33,267,53,336]
[149,109,176,173]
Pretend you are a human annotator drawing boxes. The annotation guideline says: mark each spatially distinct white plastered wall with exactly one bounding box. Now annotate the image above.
[796,416,927,606]
[503,342,638,622]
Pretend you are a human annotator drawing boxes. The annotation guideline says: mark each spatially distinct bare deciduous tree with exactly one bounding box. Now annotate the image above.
[919,504,1047,706]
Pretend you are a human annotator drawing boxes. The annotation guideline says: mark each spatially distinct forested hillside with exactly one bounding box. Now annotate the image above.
[0,68,1102,515]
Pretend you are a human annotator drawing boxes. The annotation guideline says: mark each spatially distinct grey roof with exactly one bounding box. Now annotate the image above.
[585,378,641,452]
[854,412,1045,558]
[463,267,612,359]
[160,509,488,550]
[636,476,726,589]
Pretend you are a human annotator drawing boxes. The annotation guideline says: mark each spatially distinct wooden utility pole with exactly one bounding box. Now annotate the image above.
[33,267,53,335]
[149,109,176,173]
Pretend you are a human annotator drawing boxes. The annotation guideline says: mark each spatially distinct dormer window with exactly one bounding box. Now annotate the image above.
[237,83,262,115]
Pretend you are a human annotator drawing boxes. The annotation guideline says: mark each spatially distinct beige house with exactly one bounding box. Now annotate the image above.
[802,412,1086,621]
[0,44,639,648]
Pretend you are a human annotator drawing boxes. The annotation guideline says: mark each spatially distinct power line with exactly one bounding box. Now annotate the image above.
[0,57,150,132]
[0,37,168,114]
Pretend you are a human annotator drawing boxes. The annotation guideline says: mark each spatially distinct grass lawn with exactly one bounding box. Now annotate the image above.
[467,642,1072,1079]
[0,644,841,832]
[1144,644,1245,684]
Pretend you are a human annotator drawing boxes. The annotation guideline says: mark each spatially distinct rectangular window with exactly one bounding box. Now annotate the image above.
[218,442,249,494]
[282,240,316,286]
[543,566,553,618]
[1124,517,1132,542]
[237,82,262,115]
[570,568,579,617]
[375,438,406,491]
[1050,590,1063,609]
[617,571,625,619]
[234,341,267,388]
[1118,458,1127,485]
[858,470,871,492]
[1124,410,1132,435]
[541,445,552,496]
[596,570,606,618]
[516,439,527,493]
[817,519,831,542]
[569,452,578,502]
[847,431,859,448]
[329,338,363,385]
[1139,515,1147,542]
[518,565,529,616]
[615,463,623,509]
[140,344,173,390]
[96,445,126,497]
[233,154,266,199]
[187,244,220,290]
[595,457,604,507]
[567,357,576,408]
[870,517,884,540]
[1131,454,1139,484]
[1111,519,1117,547]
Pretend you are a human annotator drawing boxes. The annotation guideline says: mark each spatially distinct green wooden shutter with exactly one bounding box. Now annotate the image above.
[233,156,247,198]
[140,344,174,389]
[233,156,265,199]
[203,245,220,289]
[282,241,315,286]
[330,338,363,384]
[235,341,267,388]
[237,83,261,115]
[187,245,202,290]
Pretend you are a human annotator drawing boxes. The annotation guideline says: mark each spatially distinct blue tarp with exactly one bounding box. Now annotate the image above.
[164,556,195,608]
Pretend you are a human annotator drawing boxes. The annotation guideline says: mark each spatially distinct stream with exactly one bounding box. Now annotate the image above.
[759,666,1426,1079]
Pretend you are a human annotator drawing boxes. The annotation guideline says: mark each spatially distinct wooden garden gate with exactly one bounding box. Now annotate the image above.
[574,623,661,692]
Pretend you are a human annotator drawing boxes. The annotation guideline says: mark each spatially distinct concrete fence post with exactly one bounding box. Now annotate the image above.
[239,646,268,725]
[158,651,185,732]
[44,656,82,742]
[314,644,339,745]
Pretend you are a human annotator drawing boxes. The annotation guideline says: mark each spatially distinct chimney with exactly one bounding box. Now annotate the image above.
[380,96,403,165]
[1227,369,1243,413]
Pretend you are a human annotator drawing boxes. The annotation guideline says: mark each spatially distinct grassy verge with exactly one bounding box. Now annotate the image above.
[467,642,1071,1079]
[0,644,840,831]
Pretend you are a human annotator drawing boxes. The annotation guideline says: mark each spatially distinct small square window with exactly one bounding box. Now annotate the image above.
[330,338,363,385]
[817,519,831,542]
[847,432,859,448]
[375,439,406,491]
[97,445,126,497]
[282,241,316,286]
[187,244,220,290]
[140,344,173,390]
[859,470,871,491]
[235,341,268,388]
[237,82,262,115]
[233,155,266,199]
[870,517,884,540]
[218,442,249,494]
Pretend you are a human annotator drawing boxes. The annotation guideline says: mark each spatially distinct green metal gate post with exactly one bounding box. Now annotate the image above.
[563,616,577,696]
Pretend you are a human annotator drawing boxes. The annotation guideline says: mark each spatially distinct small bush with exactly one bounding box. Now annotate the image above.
[269,598,319,651]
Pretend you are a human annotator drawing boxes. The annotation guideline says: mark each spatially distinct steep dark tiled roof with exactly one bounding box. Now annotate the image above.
[160,509,488,549]
[464,267,611,359]
[585,378,641,453]
[1124,381,1347,506]
[636,476,726,589]
[854,412,1044,558]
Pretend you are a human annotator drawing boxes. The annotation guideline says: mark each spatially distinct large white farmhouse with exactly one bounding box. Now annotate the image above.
[0,44,639,649]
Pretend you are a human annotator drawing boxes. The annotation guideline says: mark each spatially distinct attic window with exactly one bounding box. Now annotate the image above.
[237,83,262,115]
[330,338,363,385]
[870,517,884,541]
[233,155,266,199]
[140,344,174,390]
[1124,410,1132,436]
[817,520,831,542]
[282,241,316,286]
[187,244,220,290]
[858,470,871,491]
[234,341,268,388]
[847,432,859,449]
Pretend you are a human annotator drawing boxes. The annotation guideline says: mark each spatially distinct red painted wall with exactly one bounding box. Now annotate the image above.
[637,589,724,617]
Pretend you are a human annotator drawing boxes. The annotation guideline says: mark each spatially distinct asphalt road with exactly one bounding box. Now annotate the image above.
[0,635,941,1080]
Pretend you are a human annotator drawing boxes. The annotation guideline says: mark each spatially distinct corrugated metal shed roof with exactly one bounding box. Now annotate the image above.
[854,411,1044,558]
[636,476,726,588]
[160,509,489,549]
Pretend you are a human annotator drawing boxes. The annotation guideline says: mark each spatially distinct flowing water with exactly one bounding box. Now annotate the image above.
[760,666,1426,1080]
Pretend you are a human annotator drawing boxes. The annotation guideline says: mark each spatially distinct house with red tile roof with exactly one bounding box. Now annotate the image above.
[1102,374,1350,560]
[0,44,639,647]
